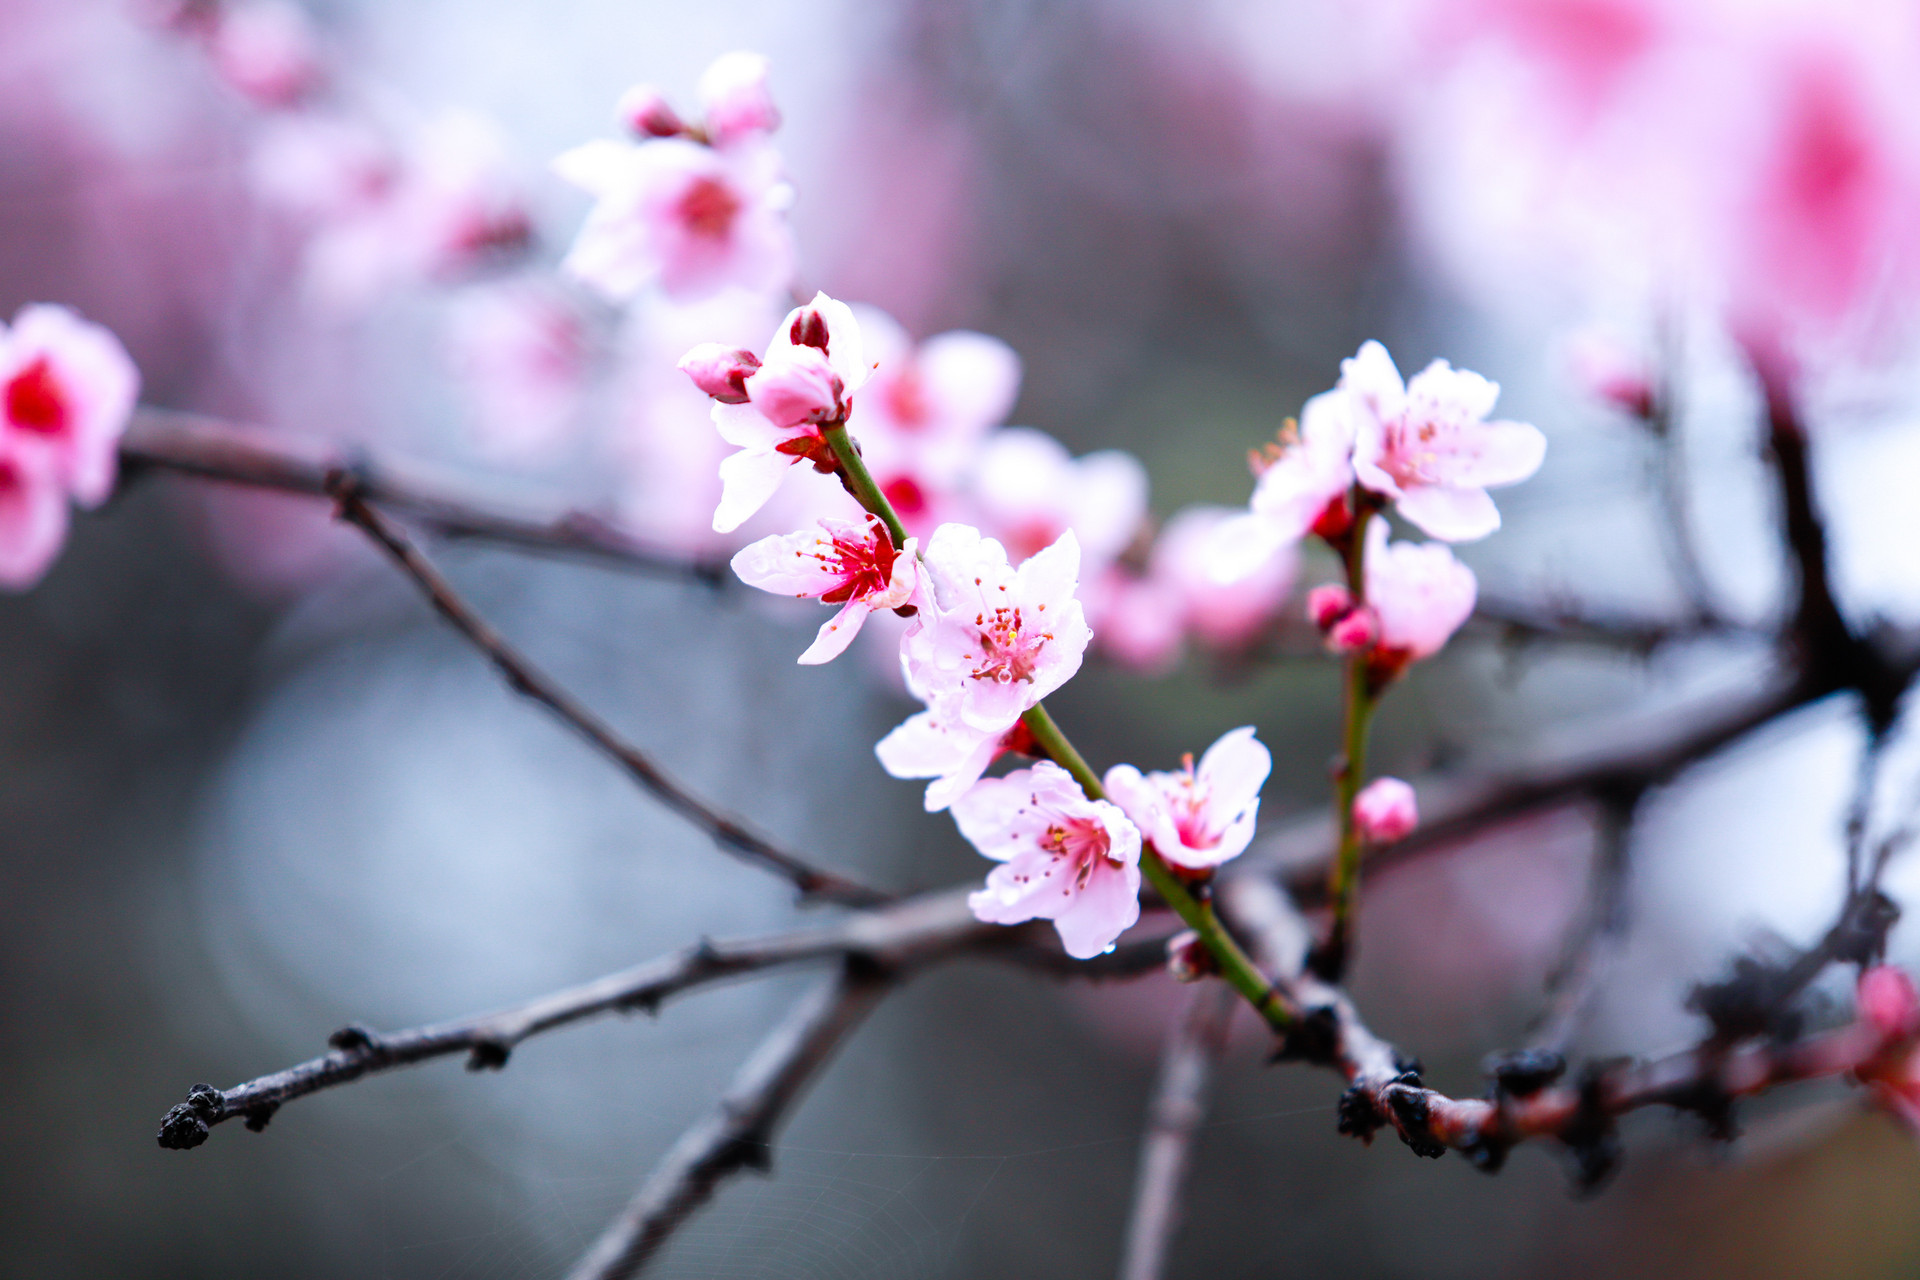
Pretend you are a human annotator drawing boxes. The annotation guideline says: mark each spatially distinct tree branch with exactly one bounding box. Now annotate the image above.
[324,473,886,907]
[1117,979,1238,1280]
[118,408,728,585]
[1529,794,1638,1056]
[564,959,893,1280]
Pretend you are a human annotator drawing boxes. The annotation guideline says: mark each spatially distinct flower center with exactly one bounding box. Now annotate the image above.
[881,367,929,429]
[817,527,897,604]
[6,357,68,436]
[968,603,1049,684]
[677,175,740,240]
[882,474,927,516]
[1041,817,1114,887]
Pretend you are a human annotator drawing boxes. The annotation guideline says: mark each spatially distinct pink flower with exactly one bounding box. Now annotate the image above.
[1103,726,1270,871]
[208,1,321,107]
[1365,520,1478,675]
[678,344,760,404]
[1858,967,1920,1135]
[1347,341,1546,543]
[1307,583,1354,630]
[1564,327,1656,419]
[617,86,687,139]
[731,515,919,664]
[1860,966,1920,1041]
[444,282,586,463]
[698,52,782,148]
[0,442,68,590]
[1085,568,1185,673]
[554,134,792,303]
[1151,506,1295,651]
[968,427,1148,572]
[875,713,1030,813]
[1326,606,1379,654]
[695,294,870,533]
[1352,777,1419,845]
[902,523,1092,732]
[0,305,140,508]
[1207,386,1356,581]
[955,761,1143,959]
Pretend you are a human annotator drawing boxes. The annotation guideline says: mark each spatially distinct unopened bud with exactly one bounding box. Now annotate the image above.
[1860,965,1920,1039]
[1166,930,1218,983]
[788,308,830,351]
[1352,777,1417,845]
[1326,605,1378,654]
[1310,494,1353,542]
[699,51,781,146]
[745,348,846,428]
[1307,583,1354,631]
[679,344,761,403]
[617,84,687,138]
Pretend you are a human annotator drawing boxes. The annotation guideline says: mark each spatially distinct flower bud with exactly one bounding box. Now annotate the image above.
[616,84,687,138]
[1352,776,1417,845]
[745,348,846,428]
[678,344,761,404]
[1307,583,1354,631]
[1860,965,1920,1039]
[1326,605,1378,653]
[699,51,781,146]
[1166,930,1218,983]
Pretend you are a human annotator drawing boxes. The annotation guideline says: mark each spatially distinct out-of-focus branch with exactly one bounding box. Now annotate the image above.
[1530,794,1638,1056]
[565,959,893,1280]
[1469,595,1752,656]
[1117,980,1238,1280]
[118,408,729,585]
[325,474,886,907]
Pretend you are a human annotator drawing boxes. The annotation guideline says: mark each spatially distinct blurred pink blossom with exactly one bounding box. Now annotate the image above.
[677,344,759,404]
[1563,326,1655,418]
[1860,965,1920,1041]
[1153,506,1294,650]
[616,85,687,140]
[730,515,919,664]
[0,444,68,590]
[1365,520,1477,675]
[1,305,140,508]
[1084,568,1185,673]
[697,51,782,149]
[1104,726,1269,872]
[956,760,1142,959]
[1352,776,1419,844]
[901,523,1091,732]
[208,1,321,107]
[968,427,1147,572]
[444,282,588,463]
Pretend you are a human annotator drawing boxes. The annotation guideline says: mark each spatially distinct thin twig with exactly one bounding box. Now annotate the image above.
[1117,980,1238,1280]
[1469,595,1746,656]
[324,474,885,907]
[118,408,729,585]
[1530,793,1639,1057]
[565,959,893,1280]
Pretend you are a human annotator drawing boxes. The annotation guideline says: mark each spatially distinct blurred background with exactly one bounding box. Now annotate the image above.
[5,0,1920,1275]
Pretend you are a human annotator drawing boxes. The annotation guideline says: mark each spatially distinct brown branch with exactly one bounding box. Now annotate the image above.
[324,474,885,907]
[1469,595,1751,657]
[564,959,893,1280]
[1530,794,1638,1056]
[118,408,728,585]
[155,888,1174,1148]
[1116,979,1238,1280]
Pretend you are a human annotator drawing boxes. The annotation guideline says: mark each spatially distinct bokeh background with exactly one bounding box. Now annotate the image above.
[5,0,1920,1275]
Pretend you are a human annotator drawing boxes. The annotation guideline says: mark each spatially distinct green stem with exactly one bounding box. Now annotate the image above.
[1020,704,1298,1032]
[820,422,909,549]
[1321,501,1379,979]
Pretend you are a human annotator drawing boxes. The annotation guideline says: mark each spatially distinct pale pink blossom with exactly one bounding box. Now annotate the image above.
[1104,726,1270,871]
[1564,327,1655,419]
[1860,966,1920,1041]
[1085,569,1185,673]
[554,134,793,303]
[677,344,759,403]
[731,515,918,664]
[694,294,870,533]
[444,282,586,463]
[902,523,1092,732]
[1152,505,1295,650]
[698,52,782,148]
[1207,387,1355,582]
[955,761,1143,959]
[209,1,321,107]
[846,307,1021,537]
[1347,341,1546,543]
[1352,776,1419,845]
[0,305,140,508]
[968,428,1147,572]
[616,85,686,139]
[876,713,1033,813]
[0,442,68,590]
[1365,520,1477,674]
[1858,967,1920,1135]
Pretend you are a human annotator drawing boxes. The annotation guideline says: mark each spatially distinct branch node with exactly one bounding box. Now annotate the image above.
[1560,1063,1623,1196]
[242,1103,279,1133]
[327,1024,380,1054]
[1485,1048,1567,1098]
[1268,1004,1340,1065]
[1335,1083,1385,1144]
[1385,1084,1446,1159]
[466,1041,511,1072]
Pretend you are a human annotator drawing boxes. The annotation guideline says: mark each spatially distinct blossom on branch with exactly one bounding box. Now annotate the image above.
[955,760,1142,959]
[1104,726,1270,872]
[875,713,1035,813]
[1352,777,1419,844]
[1208,390,1357,582]
[731,515,919,664]
[969,427,1147,573]
[1346,341,1546,542]
[697,52,782,148]
[0,443,68,590]
[1,305,139,508]
[899,523,1091,733]
[684,293,870,532]
[1858,966,1920,1135]
[1364,520,1477,680]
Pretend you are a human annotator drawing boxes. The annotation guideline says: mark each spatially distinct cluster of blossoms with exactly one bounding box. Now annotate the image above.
[0,308,138,588]
[678,278,1541,957]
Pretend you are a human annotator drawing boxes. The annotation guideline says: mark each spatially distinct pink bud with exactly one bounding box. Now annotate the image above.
[698,51,781,146]
[1326,605,1378,653]
[616,84,687,138]
[744,348,846,428]
[1307,583,1354,631]
[1166,930,1218,983]
[1860,966,1920,1039]
[1352,777,1417,845]
[678,344,761,404]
